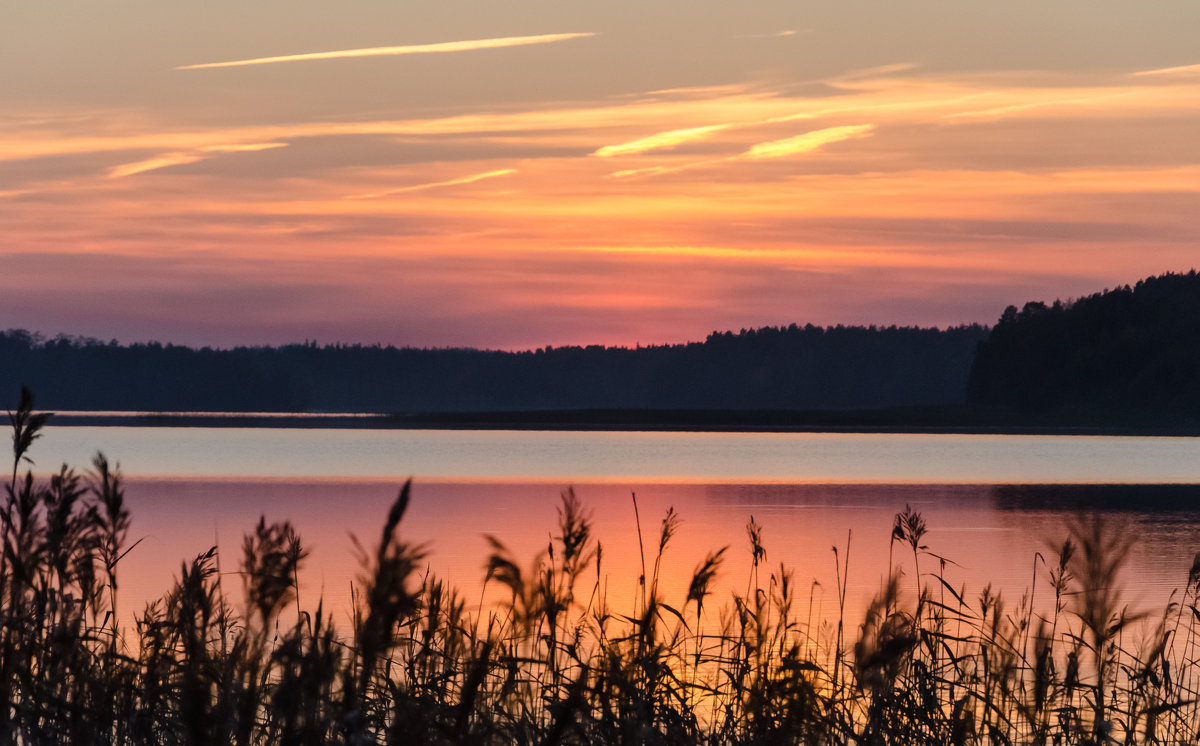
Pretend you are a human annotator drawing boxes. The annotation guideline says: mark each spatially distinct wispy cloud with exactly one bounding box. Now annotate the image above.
[346,168,517,199]
[736,30,803,39]
[610,124,875,178]
[943,92,1137,122]
[1,90,805,163]
[593,92,891,161]
[109,154,207,178]
[176,33,595,70]
[592,109,825,159]
[827,63,919,84]
[1129,62,1200,78]
[744,124,875,159]
[609,159,726,179]
[109,142,287,178]
[592,124,736,157]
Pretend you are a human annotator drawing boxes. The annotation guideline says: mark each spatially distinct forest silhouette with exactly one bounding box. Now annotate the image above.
[5,270,1200,429]
[0,325,985,415]
[968,270,1200,425]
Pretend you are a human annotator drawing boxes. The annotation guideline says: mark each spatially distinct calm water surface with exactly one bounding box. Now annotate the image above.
[30,427,1200,630]
[35,426,1200,482]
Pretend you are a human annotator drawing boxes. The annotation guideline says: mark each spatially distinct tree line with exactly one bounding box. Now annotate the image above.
[12,268,1196,420]
[0,324,987,413]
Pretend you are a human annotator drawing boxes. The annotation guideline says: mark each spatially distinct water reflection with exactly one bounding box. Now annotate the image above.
[114,479,1200,636]
[993,483,1200,512]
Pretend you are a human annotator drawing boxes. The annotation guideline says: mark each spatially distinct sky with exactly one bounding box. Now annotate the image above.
[2,1,1199,350]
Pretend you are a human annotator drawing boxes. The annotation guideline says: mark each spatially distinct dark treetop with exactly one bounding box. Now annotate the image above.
[968,270,1200,425]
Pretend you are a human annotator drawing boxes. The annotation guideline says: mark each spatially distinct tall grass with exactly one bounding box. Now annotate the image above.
[3,388,1199,744]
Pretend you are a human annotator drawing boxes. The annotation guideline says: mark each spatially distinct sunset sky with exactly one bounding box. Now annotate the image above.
[3,1,1199,349]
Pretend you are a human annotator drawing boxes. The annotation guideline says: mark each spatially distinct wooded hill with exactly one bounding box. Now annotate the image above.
[968,270,1200,423]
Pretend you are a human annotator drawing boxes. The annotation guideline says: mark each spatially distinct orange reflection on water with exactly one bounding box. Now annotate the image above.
[114,479,1200,639]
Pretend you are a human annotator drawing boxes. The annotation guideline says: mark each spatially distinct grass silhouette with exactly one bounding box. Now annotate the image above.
[2,388,1197,744]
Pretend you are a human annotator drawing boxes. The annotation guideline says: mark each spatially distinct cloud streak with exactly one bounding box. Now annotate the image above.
[346,169,517,199]
[744,124,875,159]
[1130,62,1200,78]
[108,142,287,178]
[25,65,1187,167]
[592,124,736,157]
[610,124,875,178]
[176,32,595,70]
[736,30,803,39]
[593,104,876,161]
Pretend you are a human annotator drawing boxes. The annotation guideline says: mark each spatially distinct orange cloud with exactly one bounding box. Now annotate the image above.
[109,153,209,178]
[743,124,875,159]
[591,124,736,157]
[11,64,1197,169]
[608,124,875,178]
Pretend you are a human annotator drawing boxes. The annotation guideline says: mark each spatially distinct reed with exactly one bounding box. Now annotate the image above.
[3,389,1199,744]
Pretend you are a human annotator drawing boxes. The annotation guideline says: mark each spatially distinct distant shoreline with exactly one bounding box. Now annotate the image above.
[44,408,1200,437]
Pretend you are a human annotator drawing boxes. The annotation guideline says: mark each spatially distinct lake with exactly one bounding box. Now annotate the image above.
[28,425,1200,634]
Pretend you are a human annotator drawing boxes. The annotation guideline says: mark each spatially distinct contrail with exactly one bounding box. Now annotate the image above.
[177,32,595,70]
[346,169,517,199]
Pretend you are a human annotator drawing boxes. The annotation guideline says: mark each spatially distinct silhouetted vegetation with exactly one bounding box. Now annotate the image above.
[969,270,1200,424]
[11,269,1200,430]
[5,391,1200,744]
[0,324,986,414]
